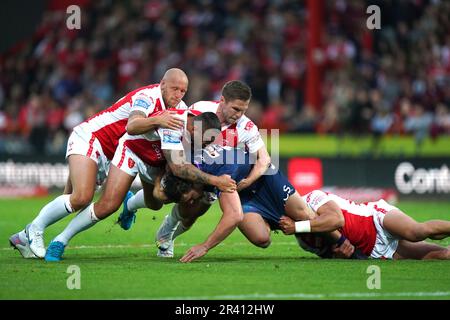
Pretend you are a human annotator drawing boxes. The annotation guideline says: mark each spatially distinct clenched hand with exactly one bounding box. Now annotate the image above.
[279,215,296,235]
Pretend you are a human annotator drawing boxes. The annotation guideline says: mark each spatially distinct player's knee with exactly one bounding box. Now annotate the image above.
[404,224,428,242]
[253,236,271,248]
[257,239,271,248]
[70,192,94,210]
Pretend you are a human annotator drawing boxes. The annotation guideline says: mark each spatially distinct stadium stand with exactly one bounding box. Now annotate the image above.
[0,0,449,156]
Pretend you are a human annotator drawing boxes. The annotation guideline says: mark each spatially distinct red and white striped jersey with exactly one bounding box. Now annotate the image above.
[189,101,265,153]
[74,83,187,160]
[303,190,378,256]
[123,109,200,166]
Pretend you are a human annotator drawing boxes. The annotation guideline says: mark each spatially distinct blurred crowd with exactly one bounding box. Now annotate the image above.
[0,0,449,155]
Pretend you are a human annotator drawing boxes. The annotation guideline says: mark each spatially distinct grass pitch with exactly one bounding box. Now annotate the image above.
[0,196,449,300]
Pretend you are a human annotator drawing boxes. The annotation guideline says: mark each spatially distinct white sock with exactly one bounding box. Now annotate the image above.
[156,204,182,240]
[173,222,189,240]
[53,203,100,245]
[31,194,75,231]
[168,203,182,224]
[127,189,146,211]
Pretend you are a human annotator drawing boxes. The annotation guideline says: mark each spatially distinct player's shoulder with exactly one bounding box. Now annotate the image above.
[236,115,258,131]
[190,100,219,113]
[177,100,188,110]
[166,108,188,114]
[131,83,161,98]
[303,189,331,205]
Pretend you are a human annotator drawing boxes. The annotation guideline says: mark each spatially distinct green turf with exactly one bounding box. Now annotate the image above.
[0,196,449,300]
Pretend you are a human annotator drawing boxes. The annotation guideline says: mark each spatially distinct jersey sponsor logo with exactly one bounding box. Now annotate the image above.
[244,121,255,131]
[162,130,181,144]
[95,151,100,159]
[128,158,135,169]
[133,96,154,109]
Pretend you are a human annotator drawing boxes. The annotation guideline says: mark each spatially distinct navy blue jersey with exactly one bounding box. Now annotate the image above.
[194,146,256,187]
[194,145,296,230]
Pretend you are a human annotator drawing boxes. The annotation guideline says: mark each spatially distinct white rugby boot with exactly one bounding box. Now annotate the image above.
[25,223,46,258]
[9,230,38,259]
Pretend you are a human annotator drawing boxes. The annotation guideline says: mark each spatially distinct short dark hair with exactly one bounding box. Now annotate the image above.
[222,80,252,102]
[193,111,221,132]
[161,172,193,202]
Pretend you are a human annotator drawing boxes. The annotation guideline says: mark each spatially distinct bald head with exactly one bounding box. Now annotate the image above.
[160,68,189,108]
[162,68,188,84]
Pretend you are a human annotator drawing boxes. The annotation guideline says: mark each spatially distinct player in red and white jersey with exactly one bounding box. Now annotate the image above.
[190,100,265,154]
[43,109,238,261]
[9,68,189,259]
[75,79,187,162]
[122,80,269,215]
[280,190,450,260]
[136,80,273,257]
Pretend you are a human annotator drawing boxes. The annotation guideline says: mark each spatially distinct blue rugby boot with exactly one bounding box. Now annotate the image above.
[118,191,137,230]
[45,241,66,262]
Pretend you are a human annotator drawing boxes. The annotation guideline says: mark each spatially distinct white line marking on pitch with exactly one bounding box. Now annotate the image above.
[120,291,450,300]
[2,240,448,251]
[1,242,297,251]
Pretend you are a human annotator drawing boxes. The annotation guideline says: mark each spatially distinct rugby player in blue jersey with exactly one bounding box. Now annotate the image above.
[152,146,361,262]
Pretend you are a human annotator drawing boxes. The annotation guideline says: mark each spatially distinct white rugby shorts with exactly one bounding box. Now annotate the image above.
[111,140,162,184]
[66,127,110,186]
[369,199,400,259]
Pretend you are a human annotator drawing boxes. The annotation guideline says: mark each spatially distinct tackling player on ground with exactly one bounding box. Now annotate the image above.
[118,80,271,258]
[280,190,450,260]
[153,146,360,262]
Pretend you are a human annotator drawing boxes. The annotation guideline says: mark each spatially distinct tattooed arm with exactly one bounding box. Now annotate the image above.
[163,149,236,193]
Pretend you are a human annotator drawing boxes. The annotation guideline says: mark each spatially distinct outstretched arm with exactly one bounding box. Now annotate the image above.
[180,191,243,262]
